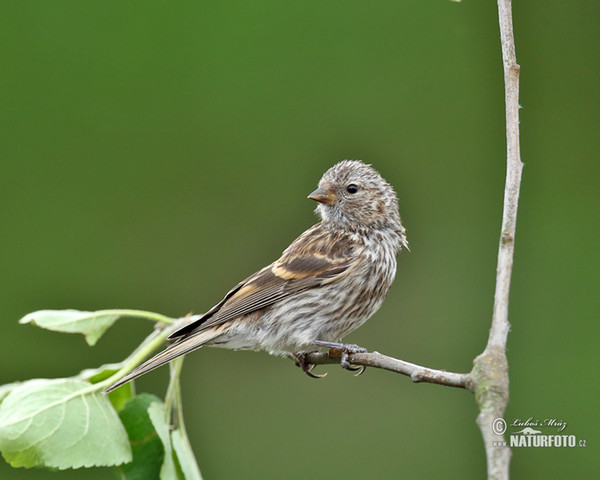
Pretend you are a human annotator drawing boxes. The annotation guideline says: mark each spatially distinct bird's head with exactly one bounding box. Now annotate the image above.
[308,160,405,239]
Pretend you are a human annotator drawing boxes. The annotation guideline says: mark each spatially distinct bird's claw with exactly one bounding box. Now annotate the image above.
[313,340,368,376]
[340,352,366,376]
[304,365,328,379]
[293,353,327,379]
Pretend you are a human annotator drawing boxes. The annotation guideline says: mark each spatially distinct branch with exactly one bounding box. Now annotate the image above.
[489,0,523,355]
[301,351,473,391]
[472,1,523,479]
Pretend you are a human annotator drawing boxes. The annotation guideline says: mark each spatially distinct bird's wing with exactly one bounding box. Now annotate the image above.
[104,224,359,393]
[168,223,359,339]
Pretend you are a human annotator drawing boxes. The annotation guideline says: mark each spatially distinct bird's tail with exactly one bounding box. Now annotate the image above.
[103,329,222,393]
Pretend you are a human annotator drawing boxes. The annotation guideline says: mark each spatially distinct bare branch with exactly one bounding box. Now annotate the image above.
[300,351,473,391]
[489,0,524,354]
[473,347,511,480]
[471,1,524,479]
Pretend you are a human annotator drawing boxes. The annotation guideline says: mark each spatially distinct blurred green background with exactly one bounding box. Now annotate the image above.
[1,0,598,478]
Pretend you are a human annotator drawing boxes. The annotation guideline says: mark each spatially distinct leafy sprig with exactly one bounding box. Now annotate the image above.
[0,310,202,479]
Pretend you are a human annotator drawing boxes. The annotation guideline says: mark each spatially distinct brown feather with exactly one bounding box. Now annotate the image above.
[167,223,358,340]
[103,327,224,393]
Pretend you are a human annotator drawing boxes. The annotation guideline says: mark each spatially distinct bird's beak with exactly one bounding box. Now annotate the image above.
[308,187,337,205]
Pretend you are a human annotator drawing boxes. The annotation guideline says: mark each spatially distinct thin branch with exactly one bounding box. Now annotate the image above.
[301,351,473,391]
[472,1,523,479]
[488,0,523,354]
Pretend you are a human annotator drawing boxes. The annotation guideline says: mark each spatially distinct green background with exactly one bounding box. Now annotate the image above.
[1,1,598,478]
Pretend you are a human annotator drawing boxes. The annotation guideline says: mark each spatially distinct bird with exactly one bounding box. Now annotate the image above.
[105,160,408,392]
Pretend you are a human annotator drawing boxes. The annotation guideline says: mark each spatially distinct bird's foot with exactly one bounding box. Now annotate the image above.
[313,340,368,376]
[292,352,327,379]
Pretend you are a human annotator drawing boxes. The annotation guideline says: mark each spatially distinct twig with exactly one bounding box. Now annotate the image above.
[489,0,523,355]
[472,1,523,479]
[301,351,473,390]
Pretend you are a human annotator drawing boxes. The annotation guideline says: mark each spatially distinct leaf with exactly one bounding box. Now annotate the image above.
[77,363,132,412]
[148,402,179,480]
[172,428,203,480]
[0,383,20,403]
[107,383,134,413]
[0,378,131,469]
[78,363,124,384]
[19,310,121,346]
[116,394,164,480]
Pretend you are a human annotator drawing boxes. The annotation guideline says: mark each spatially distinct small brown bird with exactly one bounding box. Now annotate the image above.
[105,160,407,392]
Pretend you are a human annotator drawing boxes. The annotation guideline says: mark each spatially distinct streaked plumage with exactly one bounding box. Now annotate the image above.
[105,160,407,392]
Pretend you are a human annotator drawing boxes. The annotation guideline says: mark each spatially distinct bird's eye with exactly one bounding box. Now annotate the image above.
[346,184,359,194]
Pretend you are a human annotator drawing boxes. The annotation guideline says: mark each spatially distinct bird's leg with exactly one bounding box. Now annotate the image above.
[313,340,368,376]
[292,352,327,379]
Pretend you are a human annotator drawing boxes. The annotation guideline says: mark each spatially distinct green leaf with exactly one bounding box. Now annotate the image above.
[116,394,164,480]
[107,382,135,413]
[78,363,124,384]
[77,363,132,412]
[172,428,202,480]
[0,378,131,469]
[148,402,179,480]
[19,310,120,346]
[0,383,20,403]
